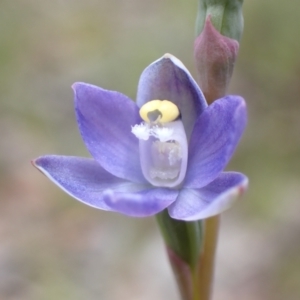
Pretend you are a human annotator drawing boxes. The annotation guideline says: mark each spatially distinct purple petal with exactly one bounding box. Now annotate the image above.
[169,172,248,221]
[136,54,207,138]
[73,82,146,183]
[33,155,149,210]
[184,96,247,188]
[104,188,179,218]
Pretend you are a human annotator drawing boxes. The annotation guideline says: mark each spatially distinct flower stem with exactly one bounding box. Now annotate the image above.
[156,210,204,300]
[197,215,220,300]
[192,267,200,300]
[166,247,193,300]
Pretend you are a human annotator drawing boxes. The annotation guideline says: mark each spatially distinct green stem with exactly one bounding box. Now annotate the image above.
[156,210,203,268]
[192,267,200,300]
[197,215,220,300]
[156,210,204,300]
[166,247,193,300]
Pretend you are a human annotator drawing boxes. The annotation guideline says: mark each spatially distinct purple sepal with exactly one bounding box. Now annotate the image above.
[136,54,207,138]
[168,172,248,221]
[73,82,146,183]
[184,95,247,189]
[33,155,150,211]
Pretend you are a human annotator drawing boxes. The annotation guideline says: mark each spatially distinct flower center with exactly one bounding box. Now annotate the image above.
[131,100,188,188]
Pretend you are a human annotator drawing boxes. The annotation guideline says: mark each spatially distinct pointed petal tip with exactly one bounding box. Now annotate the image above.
[163,53,173,59]
[72,82,87,100]
[72,82,97,95]
[151,53,190,76]
[233,95,248,126]
[233,94,246,105]
[31,158,36,167]
[71,81,84,92]
[71,82,78,90]
[32,157,58,180]
[72,82,110,96]
[31,158,44,175]
[31,156,44,171]
[226,95,247,114]
[160,53,189,73]
[31,155,54,176]
[237,174,249,195]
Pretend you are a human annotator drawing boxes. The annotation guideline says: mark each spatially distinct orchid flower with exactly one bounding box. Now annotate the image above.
[33,53,247,221]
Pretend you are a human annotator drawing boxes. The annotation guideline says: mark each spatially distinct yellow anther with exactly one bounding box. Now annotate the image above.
[139,100,180,123]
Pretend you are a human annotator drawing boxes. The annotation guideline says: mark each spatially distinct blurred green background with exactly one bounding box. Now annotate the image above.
[1,0,300,299]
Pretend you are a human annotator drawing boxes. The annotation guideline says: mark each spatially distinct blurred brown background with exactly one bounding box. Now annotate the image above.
[1,0,300,299]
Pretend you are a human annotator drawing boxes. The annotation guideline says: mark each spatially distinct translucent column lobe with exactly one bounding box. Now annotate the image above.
[139,120,188,188]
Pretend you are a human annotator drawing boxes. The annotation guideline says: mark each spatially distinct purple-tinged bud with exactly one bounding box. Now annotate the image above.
[194,15,239,104]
